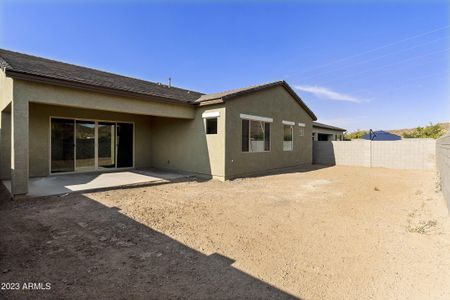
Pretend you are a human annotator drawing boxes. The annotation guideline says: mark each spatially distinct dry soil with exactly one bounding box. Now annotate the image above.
[1,165,449,299]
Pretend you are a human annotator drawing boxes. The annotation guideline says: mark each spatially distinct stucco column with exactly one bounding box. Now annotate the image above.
[11,98,29,195]
[0,110,11,180]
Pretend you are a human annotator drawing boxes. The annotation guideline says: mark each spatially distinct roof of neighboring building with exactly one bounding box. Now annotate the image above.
[0,48,204,104]
[362,130,401,141]
[195,80,317,120]
[312,121,346,132]
[0,49,317,120]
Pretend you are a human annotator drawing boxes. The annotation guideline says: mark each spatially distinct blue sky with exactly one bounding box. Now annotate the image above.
[0,1,448,131]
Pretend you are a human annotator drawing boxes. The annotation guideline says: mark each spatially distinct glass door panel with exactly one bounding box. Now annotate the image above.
[51,118,75,173]
[98,122,116,169]
[116,123,133,168]
[75,120,95,171]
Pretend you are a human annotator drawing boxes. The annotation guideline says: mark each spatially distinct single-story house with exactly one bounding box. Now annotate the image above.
[0,49,318,196]
[312,122,346,141]
[362,130,401,141]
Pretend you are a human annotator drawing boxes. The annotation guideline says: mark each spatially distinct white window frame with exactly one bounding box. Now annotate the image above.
[240,113,273,123]
[241,114,272,153]
[298,127,304,136]
[202,111,220,135]
[283,123,294,151]
[282,120,295,126]
[298,122,305,136]
[202,111,220,119]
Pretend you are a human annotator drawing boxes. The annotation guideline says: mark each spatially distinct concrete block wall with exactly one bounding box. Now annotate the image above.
[313,139,436,170]
[436,134,450,213]
[313,140,370,166]
[371,139,436,170]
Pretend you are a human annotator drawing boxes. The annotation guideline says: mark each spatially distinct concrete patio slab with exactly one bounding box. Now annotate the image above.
[2,169,192,198]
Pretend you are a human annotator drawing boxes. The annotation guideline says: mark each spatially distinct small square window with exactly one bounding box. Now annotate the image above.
[206,118,218,134]
[299,127,305,136]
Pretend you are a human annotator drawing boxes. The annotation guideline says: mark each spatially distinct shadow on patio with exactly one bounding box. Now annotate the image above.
[0,189,298,299]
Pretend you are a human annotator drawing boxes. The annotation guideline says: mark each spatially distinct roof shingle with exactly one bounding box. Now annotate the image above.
[0,48,203,104]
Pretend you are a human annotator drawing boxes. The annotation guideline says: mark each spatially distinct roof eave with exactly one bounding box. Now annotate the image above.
[313,125,346,132]
[5,70,195,106]
[195,98,225,106]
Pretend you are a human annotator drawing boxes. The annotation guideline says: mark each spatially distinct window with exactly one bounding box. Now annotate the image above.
[242,119,270,152]
[298,122,305,136]
[206,118,217,134]
[202,111,220,135]
[299,127,305,136]
[283,125,293,151]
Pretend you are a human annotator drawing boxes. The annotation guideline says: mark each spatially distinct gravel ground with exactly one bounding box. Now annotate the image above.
[1,165,449,299]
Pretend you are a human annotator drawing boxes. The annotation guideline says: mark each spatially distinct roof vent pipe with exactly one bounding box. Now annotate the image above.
[168,77,171,88]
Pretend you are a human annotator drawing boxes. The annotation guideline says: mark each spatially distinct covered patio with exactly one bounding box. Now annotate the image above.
[0,75,197,197]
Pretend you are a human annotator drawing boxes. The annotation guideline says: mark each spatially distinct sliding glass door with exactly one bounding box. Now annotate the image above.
[98,122,116,169]
[50,118,133,174]
[75,121,96,171]
[51,118,75,173]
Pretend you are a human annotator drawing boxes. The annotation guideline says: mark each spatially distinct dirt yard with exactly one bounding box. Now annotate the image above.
[1,165,450,299]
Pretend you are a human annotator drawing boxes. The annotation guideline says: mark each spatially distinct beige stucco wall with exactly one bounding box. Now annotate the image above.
[0,109,11,180]
[28,103,153,177]
[0,69,13,179]
[0,69,13,111]
[224,85,314,178]
[6,79,195,193]
[13,80,195,119]
[150,105,226,179]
